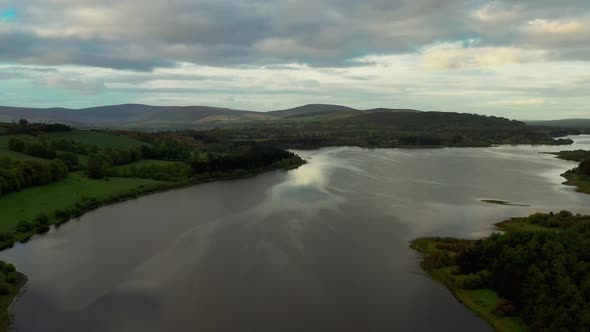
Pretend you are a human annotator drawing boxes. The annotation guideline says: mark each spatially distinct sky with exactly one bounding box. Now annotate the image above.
[0,0,589,119]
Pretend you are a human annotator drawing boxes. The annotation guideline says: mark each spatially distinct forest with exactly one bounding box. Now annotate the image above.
[559,150,590,194]
[412,211,590,331]
[0,157,68,196]
[191,111,574,149]
[553,149,590,162]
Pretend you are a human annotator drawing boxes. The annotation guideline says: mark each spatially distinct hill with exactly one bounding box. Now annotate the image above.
[0,104,273,130]
[364,108,421,113]
[267,104,359,118]
[0,103,583,134]
[340,111,524,131]
[0,103,405,129]
[196,111,572,149]
[527,119,590,128]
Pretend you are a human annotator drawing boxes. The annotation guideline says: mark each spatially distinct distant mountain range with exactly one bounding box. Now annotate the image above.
[0,104,422,130]
[527,119,590,128]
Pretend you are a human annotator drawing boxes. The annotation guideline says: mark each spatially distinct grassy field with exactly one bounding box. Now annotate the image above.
[455,288,526,332]
[410,237,528,332]
[41,130,147,148]
[0,131,146,149]
[0,148,44,161]
[110,159,183,170]
[494,217,558,232]
[0,172,166,233]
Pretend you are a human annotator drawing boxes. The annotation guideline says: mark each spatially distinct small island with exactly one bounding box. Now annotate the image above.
[481,199,530,207]
[411,211,590,331]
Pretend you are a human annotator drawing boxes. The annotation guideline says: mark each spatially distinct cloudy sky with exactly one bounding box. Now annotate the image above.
[0,0,589,119]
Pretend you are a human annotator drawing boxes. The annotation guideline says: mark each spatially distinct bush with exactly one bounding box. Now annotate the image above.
[580,159,590,176]
[0,233,13,242]
[457,270,491,289]
[5,274,18,285]
[422,251,454,270]
[492,299,517,317]
[36,225,50,234]
[54,209,71,220]
[35,213,50,225]
[3,264,15,273]
[0,283,9,295]
[16,220,34,233]
[56,152,79,171]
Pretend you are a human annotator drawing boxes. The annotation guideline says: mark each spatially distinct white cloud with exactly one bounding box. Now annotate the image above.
[364,42,548,70]
[525,18,586,36]
[483,98,547,107]
[471,3,523,24]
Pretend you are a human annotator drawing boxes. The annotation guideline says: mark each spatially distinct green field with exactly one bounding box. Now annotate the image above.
[494,217,559,232]
[455,288,526,332]
[0,172,166,233]
[110,159,183,170]
[1,131,146,156]
[0,148,44,161]
[41,130,147,148]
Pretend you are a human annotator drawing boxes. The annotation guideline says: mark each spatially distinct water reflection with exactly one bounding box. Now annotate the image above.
[2,136,590,331]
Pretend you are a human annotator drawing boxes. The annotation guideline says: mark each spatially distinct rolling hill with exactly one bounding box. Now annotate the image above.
[0,104,274,129]
[527,119,590,128]
[267,104,360,118]
[0,103,421,129]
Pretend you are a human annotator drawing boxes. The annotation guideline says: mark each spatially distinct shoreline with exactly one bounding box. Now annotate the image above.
[410,145,590,331]
[0,158,306,332]
[561,171,590,194]
[410,219,529,332]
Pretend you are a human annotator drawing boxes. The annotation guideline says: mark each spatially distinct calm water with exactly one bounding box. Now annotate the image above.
[3,136,590,332]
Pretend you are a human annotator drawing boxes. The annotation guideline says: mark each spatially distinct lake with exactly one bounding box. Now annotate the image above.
[3,136,590,331]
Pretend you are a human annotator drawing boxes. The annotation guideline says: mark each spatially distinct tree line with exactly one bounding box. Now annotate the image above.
[0,157,68,196]
[555,149,590,162]
[1,119,70,135]
[9,137,56,159]
[87,147,143,179]
[106,163,191,182]
[188,145,300,174]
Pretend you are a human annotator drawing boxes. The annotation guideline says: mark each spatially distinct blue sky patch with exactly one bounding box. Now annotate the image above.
[0,8,16,21]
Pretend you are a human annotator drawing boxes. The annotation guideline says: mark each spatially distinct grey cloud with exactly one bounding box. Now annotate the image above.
[0,30,173,70]
[1,0,590,70]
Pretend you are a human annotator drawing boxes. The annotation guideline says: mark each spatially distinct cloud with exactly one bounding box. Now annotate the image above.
[483,98,547,107]
[0,0,588,69]
[0,0,471,69]
[420,42,548,70]
[0,0,590,119]
[43,74,105,94]
[523,18,590,48]
[471,3,523,24]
